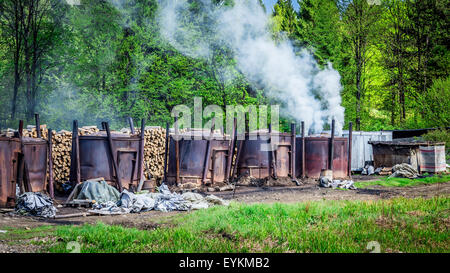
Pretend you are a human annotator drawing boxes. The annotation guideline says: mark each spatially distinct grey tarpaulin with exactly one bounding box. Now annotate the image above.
[76,179,120,203]
[319,177,357,190]
[88,184,229,215]
[389,163,419,178]
[15,192,57,218]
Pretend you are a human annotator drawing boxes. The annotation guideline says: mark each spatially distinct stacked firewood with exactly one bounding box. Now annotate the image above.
[139,126,166,181]
[23,125,49,139]
[50,130,72,187]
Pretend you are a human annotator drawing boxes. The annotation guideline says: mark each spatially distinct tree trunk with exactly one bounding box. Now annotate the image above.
[11,0,21,119]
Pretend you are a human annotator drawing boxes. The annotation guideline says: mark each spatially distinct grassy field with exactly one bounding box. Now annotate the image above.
[2,197,448,253]
[354,174,450,188]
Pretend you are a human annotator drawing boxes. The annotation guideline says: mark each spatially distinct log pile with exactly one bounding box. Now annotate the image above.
[140,126,166,181]
[49,129,72,188]
[23,125,49,138]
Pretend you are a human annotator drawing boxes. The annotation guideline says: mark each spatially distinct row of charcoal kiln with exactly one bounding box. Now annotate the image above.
[0,114,352,208]
[163,117,353,187]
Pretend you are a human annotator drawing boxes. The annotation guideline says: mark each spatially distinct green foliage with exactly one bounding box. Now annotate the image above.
[0,0,448,131]
[422,128,450,160]
[296,0,342,66]
[21,197,448,253]
[354,174,450,188]
[422,129,450,146]
[414,77,450,128]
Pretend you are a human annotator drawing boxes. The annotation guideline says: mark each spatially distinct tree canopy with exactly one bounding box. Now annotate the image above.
[0,0,448,131]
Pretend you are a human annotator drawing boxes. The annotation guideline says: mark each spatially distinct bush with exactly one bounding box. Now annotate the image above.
[422,129,450,146]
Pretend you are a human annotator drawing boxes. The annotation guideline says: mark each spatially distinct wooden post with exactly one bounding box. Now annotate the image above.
[17,120,25,193]
[348,122,353,178]
[18,120,32,192]
[163,122,170,183]
[48,129,54,199]
[232,140,244,180]
[34,113,41,138]
[269,124,277,179]
[174,115,180,186]
[73,120,81,186]
[202,117,215,185]
[136,119,145,191]
[18,120,23,137]
[105,122,123,192]
[225,118,237,182]
[128,117,135,134]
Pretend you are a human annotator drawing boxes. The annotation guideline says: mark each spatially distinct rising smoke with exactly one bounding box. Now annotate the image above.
[158,0,345,134]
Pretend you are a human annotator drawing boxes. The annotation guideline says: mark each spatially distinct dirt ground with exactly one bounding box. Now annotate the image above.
[1,178,449,231]
[214,179,450,203]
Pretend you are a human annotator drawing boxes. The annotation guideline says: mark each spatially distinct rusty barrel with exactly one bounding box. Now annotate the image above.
[22,137,48,192]
[295,137,349,179]
[75,133,141,190]
[0,137,21,207]
[236,132,293,179]
[167,132,230,185]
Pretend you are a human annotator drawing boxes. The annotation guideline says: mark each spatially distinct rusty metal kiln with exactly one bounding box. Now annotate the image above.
[295,120,352,179]
[70,119,145,191]
[0,115,53,207]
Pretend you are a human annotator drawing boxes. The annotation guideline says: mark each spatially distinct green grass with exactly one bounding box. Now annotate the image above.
[0,225,55,241]
[0,225,57,249]
[30,197,449,253]
[354,174,450,188]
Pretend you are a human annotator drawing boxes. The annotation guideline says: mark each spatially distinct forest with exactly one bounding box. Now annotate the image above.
[0,0,448,131]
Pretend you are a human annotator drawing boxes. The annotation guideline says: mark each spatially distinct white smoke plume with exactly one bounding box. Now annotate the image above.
[158,0,345,134]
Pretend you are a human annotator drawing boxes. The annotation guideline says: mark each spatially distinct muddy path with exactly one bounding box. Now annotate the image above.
[214,181,450,203]
[0,181,449,231]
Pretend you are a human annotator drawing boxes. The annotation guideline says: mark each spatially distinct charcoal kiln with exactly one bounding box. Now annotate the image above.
[0,137,21,207]
[70,119,145,191]
[0,115,53,207]
[234,123,296,180]
[295,120,351,179]
[165,118,231,186]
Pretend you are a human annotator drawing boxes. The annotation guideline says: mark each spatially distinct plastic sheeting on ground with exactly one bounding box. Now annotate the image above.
[15,192,57,218]
[389,163,419,178]
[76,179,120,203]
[88,184,229,215]
[319,177,357,190]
